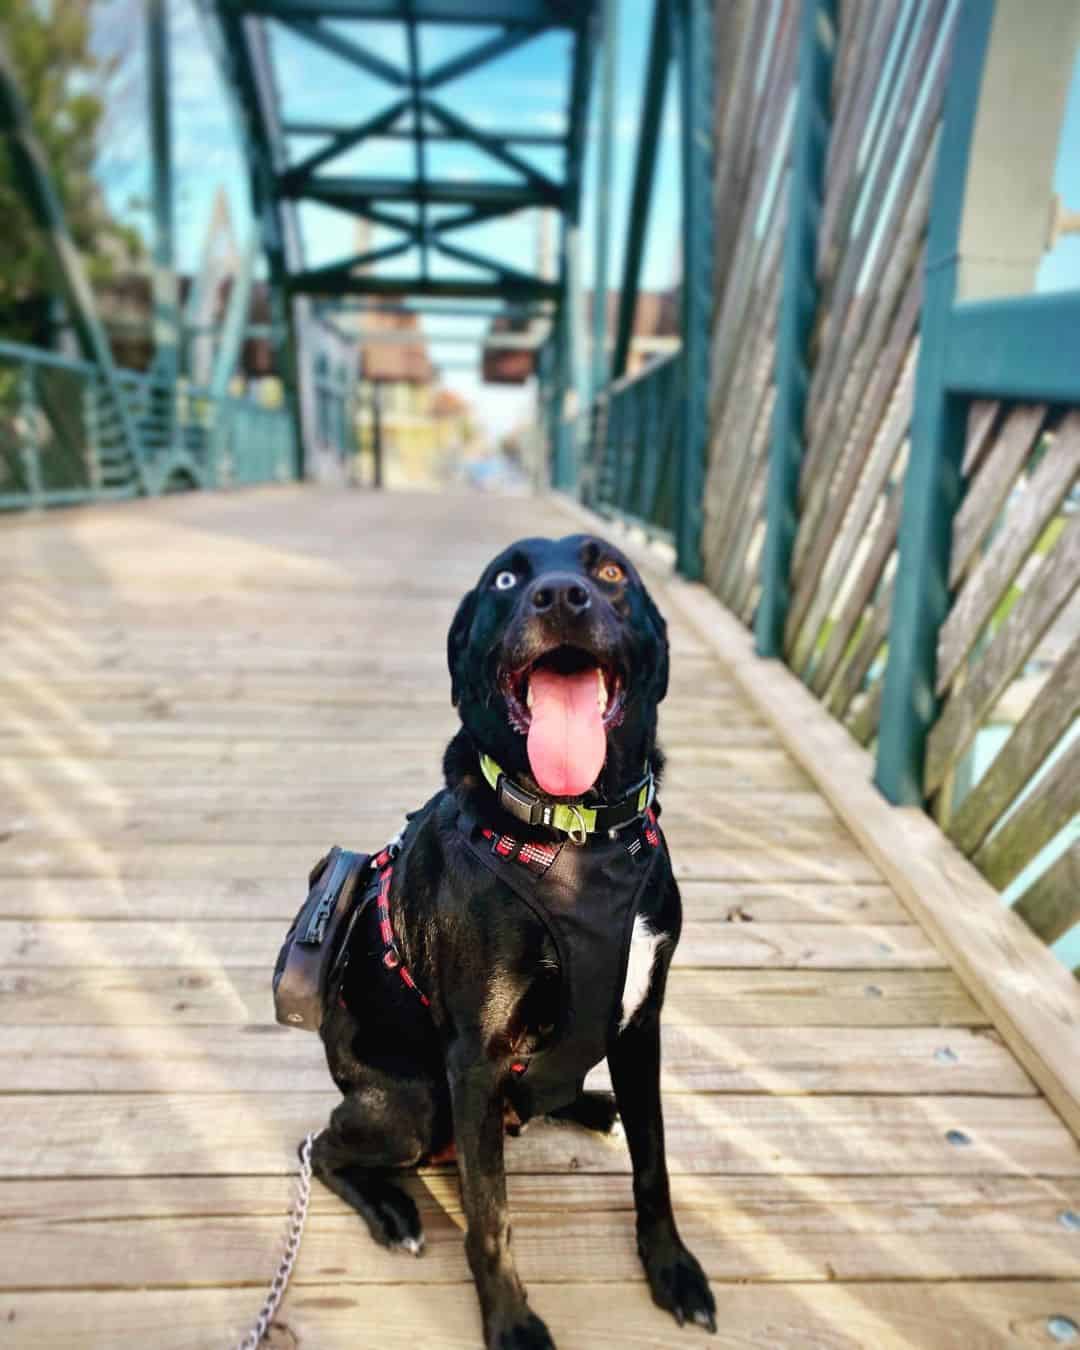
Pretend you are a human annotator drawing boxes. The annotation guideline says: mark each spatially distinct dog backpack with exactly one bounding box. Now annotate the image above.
[272,847,372,1031]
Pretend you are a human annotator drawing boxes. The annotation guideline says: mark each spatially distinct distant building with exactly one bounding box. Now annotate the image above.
[481,287,680,386]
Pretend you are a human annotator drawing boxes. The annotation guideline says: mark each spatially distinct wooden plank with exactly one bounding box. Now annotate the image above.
[671,583,1080,1137]
[0,841,885,884]
[0,1023,1029,1096]
[1013,844,1080,946]
[0,919,942,971]
[0,877,907,923]
[937,411,1080,693]
[786,289,918,667]
[4,1281,1080,1350]
[946,631,1080,854]
[0,965,984,1028]
[973,738,1080,891]
[2,1174,1074,1293]
[812,491,902,704]
[3,1093,1076,1179]
[0,801,852,852]
[825,571,894,721]
[960,398,1003,477]
[0,746,814,791]
[925,507,1080,796]
[950,403,1048,585]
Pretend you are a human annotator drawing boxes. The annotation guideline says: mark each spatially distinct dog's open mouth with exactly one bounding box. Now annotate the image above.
[500,646,624,797]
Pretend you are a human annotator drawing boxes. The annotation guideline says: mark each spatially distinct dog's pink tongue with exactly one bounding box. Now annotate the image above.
[526,666,605,797]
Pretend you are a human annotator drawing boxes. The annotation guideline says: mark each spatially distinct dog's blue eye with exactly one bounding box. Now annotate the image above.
[493,571,517,591]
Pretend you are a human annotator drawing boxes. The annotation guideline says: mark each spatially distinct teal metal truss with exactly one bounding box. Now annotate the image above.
[203,2,588,304]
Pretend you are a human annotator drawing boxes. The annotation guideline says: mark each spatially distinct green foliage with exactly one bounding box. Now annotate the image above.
[0,0,141,337]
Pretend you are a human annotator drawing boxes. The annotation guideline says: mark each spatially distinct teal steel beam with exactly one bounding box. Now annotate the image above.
[424,25,543,89]
[944,292,1080,405]
[279,17,408,85]
[755,0,836,656]
[0,35,143,482]
[288,273,559,299]
[875,0,995,806]
[590,0,617,402]
[284,119,564,144]
[305,238,416,282]
[611,0,669,380]
[421,97,561,199]
[279,98,410,185]
[202,4,305,474]
[402,2,429,278]
[286,176,550,207]
[146,0,180,396]
[432,237,551,289]
[672,0,713,579]
[242,0,572,25]
[553,5,595,489]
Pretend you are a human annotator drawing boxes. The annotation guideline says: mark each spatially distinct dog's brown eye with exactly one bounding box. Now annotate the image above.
[596,562,625,584]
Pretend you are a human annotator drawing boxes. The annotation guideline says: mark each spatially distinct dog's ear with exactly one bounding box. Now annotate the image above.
[447,588,478,707]
[641,587,670,704]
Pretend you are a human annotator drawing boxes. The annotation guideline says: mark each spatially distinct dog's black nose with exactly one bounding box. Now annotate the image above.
[529,574,592,617]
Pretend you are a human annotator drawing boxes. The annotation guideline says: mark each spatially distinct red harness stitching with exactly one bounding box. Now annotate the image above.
[372,846,430,1008]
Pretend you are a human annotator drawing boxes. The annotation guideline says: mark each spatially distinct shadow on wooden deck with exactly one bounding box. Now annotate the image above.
[0,487,1077,1347]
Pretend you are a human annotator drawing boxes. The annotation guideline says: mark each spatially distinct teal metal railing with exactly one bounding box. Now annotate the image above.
[579,351,682,543]
[0,340,296,510]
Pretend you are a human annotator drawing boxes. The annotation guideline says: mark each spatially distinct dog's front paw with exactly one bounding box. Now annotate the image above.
[488,1309,556,1350]
[640,1233,716,1334]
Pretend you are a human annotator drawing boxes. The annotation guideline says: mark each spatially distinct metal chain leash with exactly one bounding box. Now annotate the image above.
[233,1130,320,1350]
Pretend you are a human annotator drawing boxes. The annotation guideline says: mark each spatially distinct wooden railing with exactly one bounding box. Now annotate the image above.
[573,1,1078,978]
[928,405,1079,951]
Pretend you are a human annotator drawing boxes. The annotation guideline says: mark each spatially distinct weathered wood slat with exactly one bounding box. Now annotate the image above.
[945,631,1080,854]
[676,588,1080,1137]
[973,738,1080,891]
[4,1093,1076,1179]
[950,403,1048,585]
[787,311,917,671]
[3,1174,1074,1293]
[812,484,904,699]
[825,571,895,722]
[937,411,1080,693]
[0,805,855,853]
[0,1023,1027,1096]
[0,919,940,971]
[0,840,885,883]
[0,965,984,1029]
[960,399,1003,477]
[925,508,1080,795]
[0,877,904,923]
[5,1281,1080,1350]
[1013,844,1080,946]
[1,745,812,790]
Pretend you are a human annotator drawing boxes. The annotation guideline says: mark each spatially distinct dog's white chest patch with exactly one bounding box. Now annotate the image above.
[619,916,667,1032]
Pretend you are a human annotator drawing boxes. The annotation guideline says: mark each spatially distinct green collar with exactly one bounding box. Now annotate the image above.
[479,753,654,842]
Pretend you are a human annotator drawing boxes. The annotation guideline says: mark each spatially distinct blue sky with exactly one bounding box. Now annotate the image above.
[91,0,683,435]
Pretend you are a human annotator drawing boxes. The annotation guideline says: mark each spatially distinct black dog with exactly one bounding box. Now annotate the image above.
[312,533,715,1348]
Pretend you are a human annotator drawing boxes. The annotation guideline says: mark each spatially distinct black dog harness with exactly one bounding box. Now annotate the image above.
[459,805,665,1117]
[327,793,666,1121]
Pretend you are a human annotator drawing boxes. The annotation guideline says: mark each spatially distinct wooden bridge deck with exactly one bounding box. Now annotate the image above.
[1,487,1077,1348]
